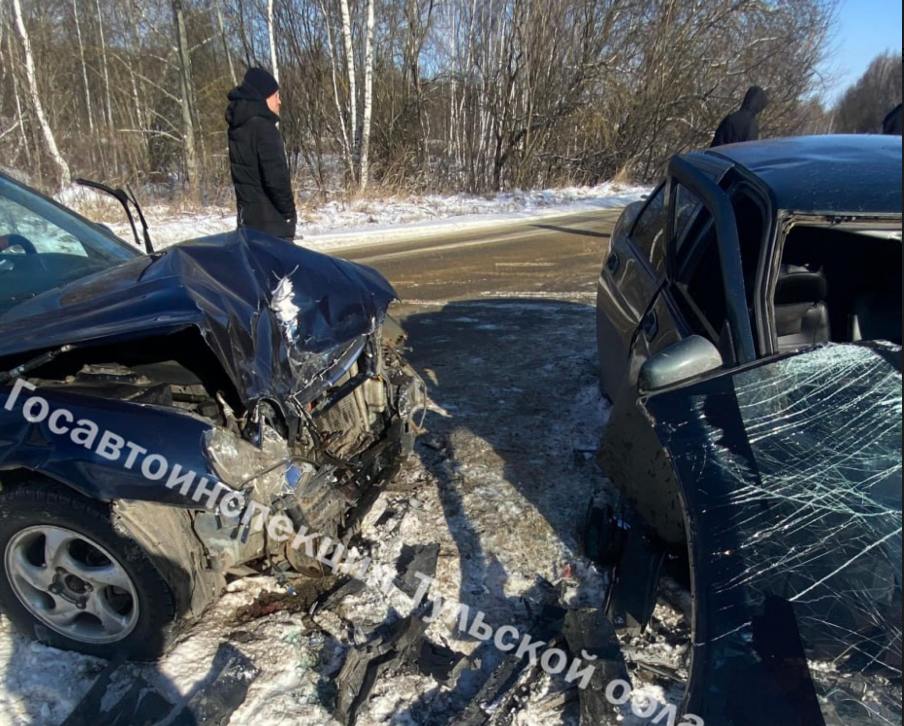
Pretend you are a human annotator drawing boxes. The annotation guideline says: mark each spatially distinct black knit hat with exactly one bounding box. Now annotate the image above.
[242,67,279,99]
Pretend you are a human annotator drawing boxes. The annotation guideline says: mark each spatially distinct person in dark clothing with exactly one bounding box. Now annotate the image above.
[226,67,297,241]
[882,103,902,135]
[710,86,769,147]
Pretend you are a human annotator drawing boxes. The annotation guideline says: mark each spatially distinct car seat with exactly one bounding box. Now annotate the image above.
[774,264,830,352]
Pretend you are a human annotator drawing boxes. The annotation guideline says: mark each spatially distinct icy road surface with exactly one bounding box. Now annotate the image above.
[0,209,686,725]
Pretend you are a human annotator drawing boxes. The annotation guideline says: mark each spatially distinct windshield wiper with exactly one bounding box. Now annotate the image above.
[75,178,154,255]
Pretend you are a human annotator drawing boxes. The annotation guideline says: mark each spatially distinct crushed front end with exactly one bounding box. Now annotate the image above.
[0,230,426,582]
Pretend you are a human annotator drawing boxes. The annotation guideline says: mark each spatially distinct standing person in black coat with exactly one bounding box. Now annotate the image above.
[882,103,902,135]
[226,68,297,241]
[710,86,769,147]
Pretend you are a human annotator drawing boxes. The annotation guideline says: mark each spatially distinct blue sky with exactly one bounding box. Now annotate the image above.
[825,0,903,102]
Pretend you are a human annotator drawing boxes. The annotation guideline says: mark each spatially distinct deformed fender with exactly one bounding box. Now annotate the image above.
[0,382,223,507]
[112,499,224,622]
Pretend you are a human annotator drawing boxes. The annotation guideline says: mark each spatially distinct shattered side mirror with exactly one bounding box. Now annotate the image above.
[639,335,723,392]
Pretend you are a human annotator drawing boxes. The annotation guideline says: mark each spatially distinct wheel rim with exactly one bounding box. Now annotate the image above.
[4,525,140,645]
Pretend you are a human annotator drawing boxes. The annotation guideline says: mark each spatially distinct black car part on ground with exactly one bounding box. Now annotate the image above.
[62,642,259,725]
[601,342,902,725]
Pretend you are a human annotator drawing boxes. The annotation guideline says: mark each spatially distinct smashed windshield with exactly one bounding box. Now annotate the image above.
[646,342,902,724]
[0,174,138,315]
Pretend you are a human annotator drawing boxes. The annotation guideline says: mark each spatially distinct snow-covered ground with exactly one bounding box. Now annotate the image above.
[0,296,686,726]
[59,181,649,251]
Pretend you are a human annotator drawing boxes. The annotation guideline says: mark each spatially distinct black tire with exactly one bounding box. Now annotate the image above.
[0,484,181,660]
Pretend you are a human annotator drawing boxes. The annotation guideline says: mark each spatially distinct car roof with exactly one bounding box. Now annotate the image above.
[683,134,902,215]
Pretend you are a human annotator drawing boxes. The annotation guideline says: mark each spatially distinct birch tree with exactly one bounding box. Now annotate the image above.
[359,0,375,189]
[338,0,358,181]
[171,0,199,198]
[11,0,70,188]
[267,0,279,82]
[4,29,32,166]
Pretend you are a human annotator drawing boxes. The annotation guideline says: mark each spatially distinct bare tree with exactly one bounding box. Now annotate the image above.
[214,0,238,85]
[339,0,358,181]
[833,52,903,133]
[72,0,95,134]
[268,0,279,82]
[95,0,116,170]
[172,0,199,197]
[0,0,836,197]
[11,0,71,188]
[359,0,375,189]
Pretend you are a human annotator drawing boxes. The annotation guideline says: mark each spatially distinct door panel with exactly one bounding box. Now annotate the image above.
[596,187,665,399]
[626,288,685,388]
[637,343,900,725]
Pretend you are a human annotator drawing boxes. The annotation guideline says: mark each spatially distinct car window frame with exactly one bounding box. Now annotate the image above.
[627,182,667,269]
[763,211,903,355]
[664,156,756,365]
[0,172,139,257]
[670,218,725,344]
[0,172,143,316]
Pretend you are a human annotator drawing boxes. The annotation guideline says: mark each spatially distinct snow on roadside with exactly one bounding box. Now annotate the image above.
[69,181,650,251]
[0,616,106,725]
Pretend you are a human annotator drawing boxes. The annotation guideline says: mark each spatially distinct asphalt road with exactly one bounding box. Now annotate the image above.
[340,208,627,647]
[341,209,620,305]
[334,208,665,722]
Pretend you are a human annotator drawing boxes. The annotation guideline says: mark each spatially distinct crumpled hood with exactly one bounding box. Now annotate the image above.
[0,228,397,407]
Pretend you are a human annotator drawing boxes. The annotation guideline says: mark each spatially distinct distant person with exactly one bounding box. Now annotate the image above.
[226,67,297,241]
[882,103,902,135]
[710,86,769,147]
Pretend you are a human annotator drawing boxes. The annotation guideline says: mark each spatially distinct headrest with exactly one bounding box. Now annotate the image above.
[775,264,827,305]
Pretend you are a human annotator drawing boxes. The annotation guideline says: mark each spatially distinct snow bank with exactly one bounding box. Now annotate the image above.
[54,185,122,216]
[93,181,649,250]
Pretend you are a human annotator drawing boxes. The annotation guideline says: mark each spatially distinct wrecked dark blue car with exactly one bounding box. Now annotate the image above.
[594,136,902,725]
[0,171,425,659]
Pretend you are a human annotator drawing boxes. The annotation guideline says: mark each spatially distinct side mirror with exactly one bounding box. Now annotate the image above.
[639,335,724,392]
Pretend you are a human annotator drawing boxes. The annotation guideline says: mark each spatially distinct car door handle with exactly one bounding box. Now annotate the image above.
[642,310,658,339]
[606,251,620,274]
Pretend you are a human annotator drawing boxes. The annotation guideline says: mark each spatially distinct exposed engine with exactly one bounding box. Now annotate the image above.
[25,318,426,579]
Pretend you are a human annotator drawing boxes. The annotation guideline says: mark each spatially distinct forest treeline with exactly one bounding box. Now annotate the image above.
[0,0,896,201]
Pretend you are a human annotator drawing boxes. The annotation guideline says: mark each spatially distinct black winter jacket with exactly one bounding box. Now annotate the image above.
[882,104,902,135]
[710,86,768,148]
[226,85,297,240]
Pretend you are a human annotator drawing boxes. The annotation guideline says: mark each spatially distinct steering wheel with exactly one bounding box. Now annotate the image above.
[0,234,37,254]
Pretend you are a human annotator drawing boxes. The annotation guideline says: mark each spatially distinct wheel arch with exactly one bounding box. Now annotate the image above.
[0,469,222,622]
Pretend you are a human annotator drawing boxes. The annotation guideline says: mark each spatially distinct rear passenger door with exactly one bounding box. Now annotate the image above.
[623,184,707,385]
[596,183,667,398]
[627,162,770,386]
